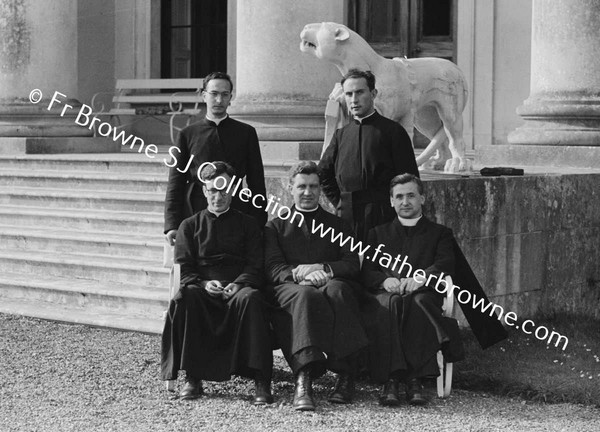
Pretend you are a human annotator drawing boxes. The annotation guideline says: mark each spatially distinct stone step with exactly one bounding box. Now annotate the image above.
[0,297,163,334]
[0,205,162,234]
[0,186,164,212]
[0,224,164,260]
[0,249,169,288]
[0,154,300,178]
[0,169,168,192]
[0,271,168,320]
[0,154,167,174]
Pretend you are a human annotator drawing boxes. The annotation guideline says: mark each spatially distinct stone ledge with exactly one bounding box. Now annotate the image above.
[476,144,600,168]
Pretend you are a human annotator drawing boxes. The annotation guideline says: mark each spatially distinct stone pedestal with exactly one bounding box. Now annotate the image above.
[504,0,600,166]
[229,0,344,142]
[0,0,107,153]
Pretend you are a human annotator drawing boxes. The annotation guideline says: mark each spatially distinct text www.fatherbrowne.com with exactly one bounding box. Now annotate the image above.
[310,219,569,351]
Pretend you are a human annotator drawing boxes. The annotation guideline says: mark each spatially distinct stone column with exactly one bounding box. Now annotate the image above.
[0,0,113,153]
[228,0,344,143]
[505,0,600,166]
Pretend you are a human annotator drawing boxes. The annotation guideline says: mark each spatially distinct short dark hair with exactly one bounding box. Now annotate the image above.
[341,69,376,91]
[200,161,236,181]
[389,173,423,195]
[288,161,321,184]
[203,72,233,93]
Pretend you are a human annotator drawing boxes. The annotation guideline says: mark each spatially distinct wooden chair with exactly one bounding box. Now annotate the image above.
[437,275,456,398]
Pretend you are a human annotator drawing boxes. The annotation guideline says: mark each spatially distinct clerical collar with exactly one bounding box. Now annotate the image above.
[295,206,319,213]
[398,214,422,226]
[207,207,230,217]
[354,110,377,123]
[206,114,228,125]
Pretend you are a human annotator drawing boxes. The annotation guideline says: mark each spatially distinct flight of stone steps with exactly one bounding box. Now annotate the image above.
[0,153,170,334]
[0,146,301,334]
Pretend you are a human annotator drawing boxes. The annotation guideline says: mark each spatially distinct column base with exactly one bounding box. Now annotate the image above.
[229,100,326,141]
[0,137,121,154]
[508,97,600,146]
[0,98,95,138]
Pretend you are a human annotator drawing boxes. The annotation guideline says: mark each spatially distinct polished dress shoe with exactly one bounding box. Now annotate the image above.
[180,376,203,400]
[293,368,315,411]
[406,378,427,406]
[328,373,355,404]
[379,378,401,407]
[253,379,274,405]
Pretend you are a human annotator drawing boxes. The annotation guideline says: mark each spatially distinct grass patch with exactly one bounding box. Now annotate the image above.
[454,312,600,407]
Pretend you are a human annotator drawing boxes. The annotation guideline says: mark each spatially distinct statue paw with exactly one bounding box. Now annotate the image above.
[444,157,473,173]
[443,158,459,173]
[459,158,473,172]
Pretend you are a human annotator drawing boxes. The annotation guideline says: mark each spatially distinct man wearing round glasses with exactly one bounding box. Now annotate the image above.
[164,72,267,246]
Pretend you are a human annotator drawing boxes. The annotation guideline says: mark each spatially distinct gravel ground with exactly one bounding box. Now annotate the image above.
[1,314,598,432]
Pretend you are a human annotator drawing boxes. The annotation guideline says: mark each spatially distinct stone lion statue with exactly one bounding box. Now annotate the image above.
[300,22,472,172]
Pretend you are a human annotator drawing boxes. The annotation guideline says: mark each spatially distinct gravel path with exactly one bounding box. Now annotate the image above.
[1,314,598,432]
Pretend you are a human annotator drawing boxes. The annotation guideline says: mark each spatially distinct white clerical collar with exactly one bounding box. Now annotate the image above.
[208,207,230,217]
[206,114,228,125]
[296,206,319,212]
[398,214,422,226]
[354,110,376,123]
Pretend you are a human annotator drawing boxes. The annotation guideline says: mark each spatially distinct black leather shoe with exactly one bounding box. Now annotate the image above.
[253,379,274,405]
[406,378,427,406]
[180,376,203,400]
[379,378,401,407]
[293,368,315,411]
[328,373,355,404]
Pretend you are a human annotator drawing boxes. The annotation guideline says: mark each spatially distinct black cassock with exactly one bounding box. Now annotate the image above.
[318,111,419,241]
[161,209,272,382]
[163,116,267,233]
[362,216,507,383]
[264,206,369,377]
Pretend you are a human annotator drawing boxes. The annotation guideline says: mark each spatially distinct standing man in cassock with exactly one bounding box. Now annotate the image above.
[164,71,266,246]
[161,161,273,405]
[318,69,419,241]
[361,173,460,406]
[264,161,369,411]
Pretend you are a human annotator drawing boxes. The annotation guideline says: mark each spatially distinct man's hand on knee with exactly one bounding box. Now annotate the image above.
[222,283,242,300]
[302,270,330,287]
[166,229,177,246]
[292,264,324,283]
[382,277,403,293]
[402,277,425,294]
[205,280,224,297]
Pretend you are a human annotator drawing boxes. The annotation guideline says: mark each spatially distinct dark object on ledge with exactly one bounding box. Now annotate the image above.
[480,167,525,176]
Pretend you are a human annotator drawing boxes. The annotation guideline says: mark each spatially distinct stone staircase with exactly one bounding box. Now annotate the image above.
[0,148,299,334]
[0,153,169,333]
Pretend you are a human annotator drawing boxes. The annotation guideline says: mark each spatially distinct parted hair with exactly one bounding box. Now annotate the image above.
[200,161,236,181]
[341,69,376,91]
[389,173,424,195]
[288,161,321,184]
[203,71,233,93]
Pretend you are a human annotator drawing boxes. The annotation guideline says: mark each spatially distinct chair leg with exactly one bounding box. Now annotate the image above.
[436,351,444,398]
[166,380,176,392]
[444,362,453,397]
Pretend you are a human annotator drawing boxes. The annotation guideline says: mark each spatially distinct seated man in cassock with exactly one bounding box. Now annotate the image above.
[361,173,460,407]
[264,161,369,411]
[161,161,273,405]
